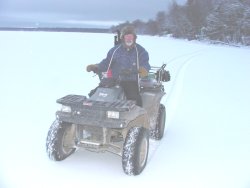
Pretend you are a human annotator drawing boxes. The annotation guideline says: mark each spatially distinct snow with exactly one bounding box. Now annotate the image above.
[0,31,250,188]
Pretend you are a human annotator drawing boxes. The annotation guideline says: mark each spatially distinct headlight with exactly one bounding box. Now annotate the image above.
[61,105,71,113]
[106,111,119,119]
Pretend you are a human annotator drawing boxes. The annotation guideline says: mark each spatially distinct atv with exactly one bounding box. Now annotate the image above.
[46,31,170,175]
[46,64,170,175]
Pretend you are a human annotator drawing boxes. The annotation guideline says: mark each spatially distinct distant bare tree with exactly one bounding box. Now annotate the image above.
[185,0,214,35]
[166,1,198,39]
[155,11,167,33]
[144,20,161,35]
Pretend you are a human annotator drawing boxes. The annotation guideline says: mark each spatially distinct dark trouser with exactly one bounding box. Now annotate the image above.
[120,81,142,106]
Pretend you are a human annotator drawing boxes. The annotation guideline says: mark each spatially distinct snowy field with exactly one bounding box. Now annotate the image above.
[0,31,250,188]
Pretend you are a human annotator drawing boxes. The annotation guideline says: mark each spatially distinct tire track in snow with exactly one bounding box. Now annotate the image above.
[147,49,205,163]
[163,52,203,124]
[162,48,207,125]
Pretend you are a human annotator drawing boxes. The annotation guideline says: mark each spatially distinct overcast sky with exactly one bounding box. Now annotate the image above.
[0,0,186,23]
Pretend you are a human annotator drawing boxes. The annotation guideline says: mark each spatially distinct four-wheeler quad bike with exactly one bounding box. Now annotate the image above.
[46,36,170,175]
[46,64,170,175]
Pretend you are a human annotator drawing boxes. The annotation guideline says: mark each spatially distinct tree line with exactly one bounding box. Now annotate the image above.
[111,0,250,46]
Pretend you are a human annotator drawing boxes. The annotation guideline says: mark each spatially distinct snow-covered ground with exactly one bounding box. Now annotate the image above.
[0,31,249,188]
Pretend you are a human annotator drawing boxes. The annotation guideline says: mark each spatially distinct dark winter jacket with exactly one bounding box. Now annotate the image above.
[97,43,151,81]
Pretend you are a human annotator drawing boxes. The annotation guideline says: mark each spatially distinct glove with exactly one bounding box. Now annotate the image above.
[86,64,98,73]
[139,66,148,77]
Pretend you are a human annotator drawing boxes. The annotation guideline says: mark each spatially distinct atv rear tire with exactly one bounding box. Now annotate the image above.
[46,120,76,161]
[151,104,166,140]
[122,127,149,175]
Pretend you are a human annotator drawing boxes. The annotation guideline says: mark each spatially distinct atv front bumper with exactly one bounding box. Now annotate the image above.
[56,111,127,128]
[56,95,145,129]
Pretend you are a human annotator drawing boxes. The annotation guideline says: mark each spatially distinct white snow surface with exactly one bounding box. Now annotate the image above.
[0,31,250,188]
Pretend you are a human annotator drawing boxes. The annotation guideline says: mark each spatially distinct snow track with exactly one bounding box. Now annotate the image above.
[164,50,205,123]
[148,49,205,162]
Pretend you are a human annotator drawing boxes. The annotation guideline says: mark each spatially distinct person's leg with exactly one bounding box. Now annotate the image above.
[120,81,142,106]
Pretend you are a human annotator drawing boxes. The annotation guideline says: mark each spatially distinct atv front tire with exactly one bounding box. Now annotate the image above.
[122,127,149,175]
[46,120,76,161]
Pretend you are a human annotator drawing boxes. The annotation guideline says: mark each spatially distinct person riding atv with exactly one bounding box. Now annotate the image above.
[46,26,171,176]
[86,25,150,106]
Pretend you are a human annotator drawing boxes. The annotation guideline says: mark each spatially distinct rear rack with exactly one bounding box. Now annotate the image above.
[57,94,136,112]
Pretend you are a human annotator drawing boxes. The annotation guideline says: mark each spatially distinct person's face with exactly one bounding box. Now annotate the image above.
[124,34,135,47]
